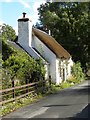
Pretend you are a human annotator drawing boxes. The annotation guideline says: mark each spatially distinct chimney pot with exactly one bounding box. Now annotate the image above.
[23,12,26,18]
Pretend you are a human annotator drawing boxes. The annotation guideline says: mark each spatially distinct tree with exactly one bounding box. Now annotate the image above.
[2,39,14,61]
[37,2,90,70]
[1,23,16,41]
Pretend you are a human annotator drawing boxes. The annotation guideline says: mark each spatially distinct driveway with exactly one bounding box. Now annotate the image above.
[3,80,89,119]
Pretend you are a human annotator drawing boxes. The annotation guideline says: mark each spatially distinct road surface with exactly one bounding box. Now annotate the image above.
[3,80,89,119]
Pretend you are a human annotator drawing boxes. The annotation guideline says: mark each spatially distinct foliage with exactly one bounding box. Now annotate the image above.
[1,24,16,61]
[2,39,15,61]
[1,93,43,116]
[0,53,2,90]
[3,49,46,85]
[37,2,90,70]
[71,62,85,81]
[17,57,46,83]
[2,68,12,89]
[2,41,46,89]
[1,24,16,41]
[59,82,72,89]
[67,75,80,84]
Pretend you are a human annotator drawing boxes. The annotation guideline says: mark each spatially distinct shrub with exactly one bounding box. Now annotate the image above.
[2,40,46,88]
[67,76,80,84]
[71,62,85,81]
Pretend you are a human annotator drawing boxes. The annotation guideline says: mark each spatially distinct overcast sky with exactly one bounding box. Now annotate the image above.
[0,0,47,34]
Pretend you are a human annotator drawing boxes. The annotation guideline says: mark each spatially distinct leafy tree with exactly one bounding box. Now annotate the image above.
[2,39,14,61]
[37,2,90,70]
[1,24,16,41]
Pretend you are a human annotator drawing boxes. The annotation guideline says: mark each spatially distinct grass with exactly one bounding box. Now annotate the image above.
[1,93,44,116]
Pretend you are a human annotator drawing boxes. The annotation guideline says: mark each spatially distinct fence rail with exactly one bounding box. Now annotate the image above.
[0,80,48,105]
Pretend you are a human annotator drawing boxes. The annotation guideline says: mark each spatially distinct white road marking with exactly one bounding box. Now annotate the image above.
[26,107,49,118]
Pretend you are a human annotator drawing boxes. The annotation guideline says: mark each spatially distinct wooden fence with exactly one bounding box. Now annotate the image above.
[0,80,48,105]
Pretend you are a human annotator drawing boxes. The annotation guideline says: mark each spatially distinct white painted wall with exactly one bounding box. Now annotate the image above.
[32,36,57,83]
[56,59,62,84]
[44,64,49,80]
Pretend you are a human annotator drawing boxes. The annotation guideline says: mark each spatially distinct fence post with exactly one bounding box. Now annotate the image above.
[26,79,28,93]
[12,80,15,98]
[49,75,51,90]
[35,82,38,94]
[41,77,44,93]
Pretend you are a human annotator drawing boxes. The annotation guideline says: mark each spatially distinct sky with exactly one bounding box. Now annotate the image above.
[0,0,47,34]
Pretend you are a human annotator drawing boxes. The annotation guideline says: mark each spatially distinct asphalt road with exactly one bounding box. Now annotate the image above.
[3,80,90,119]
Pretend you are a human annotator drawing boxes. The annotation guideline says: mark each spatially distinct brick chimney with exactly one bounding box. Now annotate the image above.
[18,13,32,47]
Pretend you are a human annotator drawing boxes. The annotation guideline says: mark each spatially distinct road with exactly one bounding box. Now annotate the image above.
[3,80,89,119]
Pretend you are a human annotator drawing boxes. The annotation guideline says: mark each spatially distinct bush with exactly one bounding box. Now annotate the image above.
[71,62,85,81]
[2,40,46,88]
[67,76,80,84]
[2,68,12,89]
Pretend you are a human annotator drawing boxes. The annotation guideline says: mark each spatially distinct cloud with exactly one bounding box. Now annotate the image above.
[13,0,46,34]
[33,0,46,13]
[18,0,46,24]
[0,20,4,25]
[32,0,46,24]
[19,0,30,8]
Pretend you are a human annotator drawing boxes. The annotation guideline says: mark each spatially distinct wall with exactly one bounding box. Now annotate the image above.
[32,36,57,83]
[56,59,62,84]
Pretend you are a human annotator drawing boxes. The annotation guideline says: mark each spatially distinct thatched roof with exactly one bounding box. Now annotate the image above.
[33,28,70,59]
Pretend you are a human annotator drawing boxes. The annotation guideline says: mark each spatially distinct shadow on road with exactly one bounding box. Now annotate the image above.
[43,104,69,107]
[43,103,88,108]
[74,103,90,118]
[72,85,90,96]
